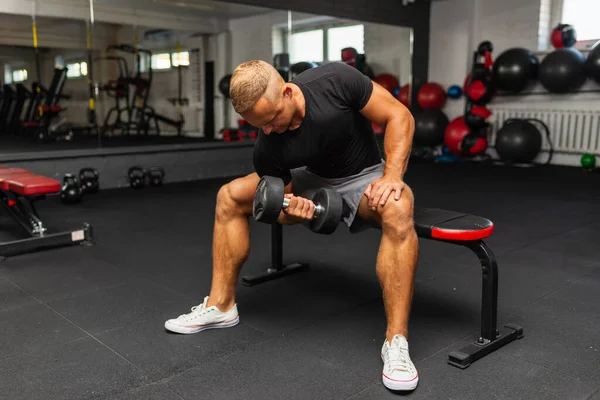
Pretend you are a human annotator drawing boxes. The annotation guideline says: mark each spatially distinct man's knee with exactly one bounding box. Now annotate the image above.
[380,185,415,236]
[216,174,258,218]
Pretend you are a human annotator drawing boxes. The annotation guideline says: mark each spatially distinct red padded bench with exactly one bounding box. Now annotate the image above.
[242,207,523,371]
[0,167,93,257]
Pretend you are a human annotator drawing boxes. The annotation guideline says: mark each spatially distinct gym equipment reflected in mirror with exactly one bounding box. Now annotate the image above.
[0,2,413,154]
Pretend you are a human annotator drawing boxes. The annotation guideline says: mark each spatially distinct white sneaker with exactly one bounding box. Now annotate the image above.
[164,296,239,334]
[381,334,419,391]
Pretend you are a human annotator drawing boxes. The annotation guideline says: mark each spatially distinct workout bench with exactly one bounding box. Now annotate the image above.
[0,167,93,257]
[242,207,524,369]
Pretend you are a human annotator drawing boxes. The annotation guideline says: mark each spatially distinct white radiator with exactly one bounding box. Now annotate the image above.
[488,107,600,165]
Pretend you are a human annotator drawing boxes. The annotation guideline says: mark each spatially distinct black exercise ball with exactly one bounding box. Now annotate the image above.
[538,48,587,93]
[492,48,539,92]
[290,61,318,78]
[413,108,449,147]
[218,74,232,97]
[495,119,542,163]
[585,40,600,84]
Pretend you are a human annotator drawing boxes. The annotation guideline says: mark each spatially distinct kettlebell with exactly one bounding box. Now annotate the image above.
[128,166,146,189]
[61,173,83,204]
[147,167,165,187]
[79,167,99,194]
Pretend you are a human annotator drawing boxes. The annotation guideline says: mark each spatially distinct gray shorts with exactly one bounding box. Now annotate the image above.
[290,160,385,233]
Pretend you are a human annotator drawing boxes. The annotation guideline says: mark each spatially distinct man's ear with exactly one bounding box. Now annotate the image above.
[283,84,293,98]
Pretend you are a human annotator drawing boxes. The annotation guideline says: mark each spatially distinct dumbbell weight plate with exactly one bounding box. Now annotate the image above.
[310,187,343,235]
[253,176,286,223]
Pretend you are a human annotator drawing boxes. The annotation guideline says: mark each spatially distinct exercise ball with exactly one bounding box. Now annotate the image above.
[417,82,446,109]
[290,61,318,78]
[465,106,492,130]
[551,24,577,49]
[492,48,539,92]
[396,84,410,107]
[466,78,494,105]
[585,40,600,84]
[413,109,449,146]
[444,117,488,156]
[375,73,400,94]
[580,153,596,170]
[218,74,232,97]
[538,48,587,93]
[447,85,462,99]
[495,119,542,163]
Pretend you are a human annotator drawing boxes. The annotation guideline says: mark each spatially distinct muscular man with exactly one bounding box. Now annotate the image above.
[165,60,419,391]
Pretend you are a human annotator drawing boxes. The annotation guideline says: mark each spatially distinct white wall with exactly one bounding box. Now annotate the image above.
[364,23,413,86]
[428,0,600,166]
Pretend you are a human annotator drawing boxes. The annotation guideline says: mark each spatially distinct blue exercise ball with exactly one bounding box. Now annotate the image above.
[447,85,463,99]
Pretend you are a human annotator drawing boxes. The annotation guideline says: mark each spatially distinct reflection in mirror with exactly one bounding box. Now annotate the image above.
[220,9,413,140]
[0,1,412,153]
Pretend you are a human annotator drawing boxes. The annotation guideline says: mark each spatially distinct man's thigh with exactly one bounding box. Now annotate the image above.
[291,162,386,233]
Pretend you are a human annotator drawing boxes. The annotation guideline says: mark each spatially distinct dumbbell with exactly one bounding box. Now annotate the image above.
[253,175,343,234]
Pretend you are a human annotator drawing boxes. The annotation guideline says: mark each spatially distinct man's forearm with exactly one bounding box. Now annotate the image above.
[383,108,415,179]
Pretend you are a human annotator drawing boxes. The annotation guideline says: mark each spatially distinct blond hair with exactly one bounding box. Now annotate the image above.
[230,60,282,114]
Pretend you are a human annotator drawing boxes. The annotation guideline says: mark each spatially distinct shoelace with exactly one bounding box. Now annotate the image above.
[180,304,210,320]
[387,346,411,372]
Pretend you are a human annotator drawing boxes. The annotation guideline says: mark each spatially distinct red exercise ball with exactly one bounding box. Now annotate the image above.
[551,24,577,49]
[372,121,384,134]
[375,73,400,94]
[417,82,446,109]
[444,116,488,156]
[396,84,410,107]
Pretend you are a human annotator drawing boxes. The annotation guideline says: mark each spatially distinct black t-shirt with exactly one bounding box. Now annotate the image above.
[253,62,381,185]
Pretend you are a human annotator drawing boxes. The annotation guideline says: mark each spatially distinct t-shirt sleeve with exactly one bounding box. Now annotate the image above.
[332,62,374,110]
[253,136,292,186]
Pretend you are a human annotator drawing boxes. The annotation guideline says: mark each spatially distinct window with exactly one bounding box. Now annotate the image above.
[4,65,12,84]
[562,0,600,41]
[151,53,171,70]
[12,69,27,82]
[172,51,189,67]
[327,25,364,61]
[281,23,365,64]
[289,30,324,64]
[66,62,88,78]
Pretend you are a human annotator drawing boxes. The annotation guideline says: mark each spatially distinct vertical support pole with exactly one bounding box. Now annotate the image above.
[271,223,283,270]
[87,0,98,138]
[31,1,41,83]
[467,240,498,341]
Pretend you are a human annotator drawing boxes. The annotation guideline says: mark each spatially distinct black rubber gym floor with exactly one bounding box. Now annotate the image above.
[1,162,599,400]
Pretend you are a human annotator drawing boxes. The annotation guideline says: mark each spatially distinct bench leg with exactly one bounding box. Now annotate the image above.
[447,240,524,369]
[242,224,309,286]
[0,195,95,258]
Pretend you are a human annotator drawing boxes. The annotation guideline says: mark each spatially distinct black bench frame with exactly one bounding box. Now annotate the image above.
[0,191,94,258]
[242,208,523,369]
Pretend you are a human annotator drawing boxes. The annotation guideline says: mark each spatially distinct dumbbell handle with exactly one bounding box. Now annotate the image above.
[282,198,323,219]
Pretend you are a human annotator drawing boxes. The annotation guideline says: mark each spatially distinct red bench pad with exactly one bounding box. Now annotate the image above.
[414,208,494,241]
[6,175,61,196]
[0,169,33,190]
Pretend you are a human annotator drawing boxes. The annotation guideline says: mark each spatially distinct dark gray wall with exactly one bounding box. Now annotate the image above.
[224,0,431,107]
[2,143,255,190]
